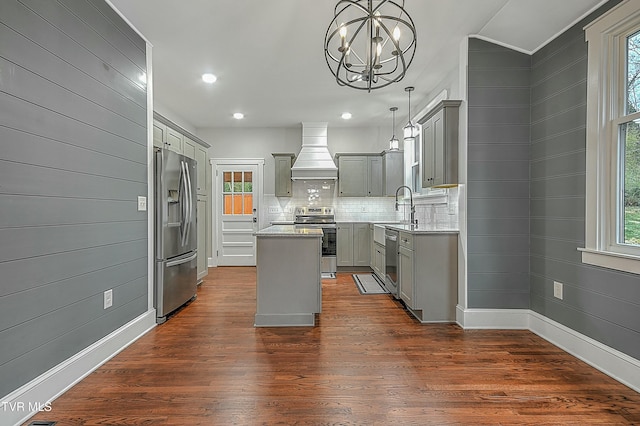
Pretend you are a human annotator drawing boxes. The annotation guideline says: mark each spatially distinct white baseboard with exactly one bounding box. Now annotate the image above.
[456,305,530,329]
[528,310,640,393]
[2,310,156,426]
[457,306,640,393]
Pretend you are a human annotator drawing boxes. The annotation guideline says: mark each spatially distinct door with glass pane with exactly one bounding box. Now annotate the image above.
[216,164,259,266]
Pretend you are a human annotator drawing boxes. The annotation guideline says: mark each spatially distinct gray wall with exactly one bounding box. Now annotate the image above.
[530,0,640,359]
[466,38,531,308]
[0,0,148,397]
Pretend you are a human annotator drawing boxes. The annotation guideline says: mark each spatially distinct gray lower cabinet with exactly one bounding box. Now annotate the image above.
[337,223,354,266]
[255,234,322,326]
[372,241,386,280]
[353,223,370,266]
[419,100,461,188]
[272,153,295,197]
[197,196,208,280]
[337,223,370,267]
[399,231,458,322]
[399,243,414,307]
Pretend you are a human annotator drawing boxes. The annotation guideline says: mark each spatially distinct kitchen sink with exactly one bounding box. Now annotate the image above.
[373,224,386,246]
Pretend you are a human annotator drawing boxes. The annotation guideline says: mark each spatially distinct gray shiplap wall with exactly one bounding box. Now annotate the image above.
[530,0,640,359]
[467,38,531,308]
[0,0,148,397]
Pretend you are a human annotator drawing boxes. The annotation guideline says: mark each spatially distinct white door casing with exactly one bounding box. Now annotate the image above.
[212,159,264,266]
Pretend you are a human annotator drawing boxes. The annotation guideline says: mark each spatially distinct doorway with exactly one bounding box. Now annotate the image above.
[212,159,264,266]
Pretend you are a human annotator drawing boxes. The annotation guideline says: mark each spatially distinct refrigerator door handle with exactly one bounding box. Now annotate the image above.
[166,251,198,268]
[184,161,194,245]
[179,161,189,247]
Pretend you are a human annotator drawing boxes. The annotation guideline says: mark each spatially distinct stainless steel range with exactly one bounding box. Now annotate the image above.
[294,206,337,278]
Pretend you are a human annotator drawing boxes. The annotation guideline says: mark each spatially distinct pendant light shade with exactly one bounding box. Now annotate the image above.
[389,106,399,150]
[403,86,418,140]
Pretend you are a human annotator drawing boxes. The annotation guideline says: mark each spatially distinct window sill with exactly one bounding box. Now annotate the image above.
[579,247,640,275]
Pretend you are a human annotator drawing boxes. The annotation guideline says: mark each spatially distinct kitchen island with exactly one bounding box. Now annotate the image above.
[253,225,323,326]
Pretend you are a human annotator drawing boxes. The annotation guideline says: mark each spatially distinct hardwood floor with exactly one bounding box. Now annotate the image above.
[25,267,640,425]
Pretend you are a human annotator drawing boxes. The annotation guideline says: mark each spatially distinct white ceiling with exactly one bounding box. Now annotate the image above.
[109,0,606,129]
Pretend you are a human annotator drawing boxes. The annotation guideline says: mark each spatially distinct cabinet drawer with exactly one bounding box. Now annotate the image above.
[399,232,413,250]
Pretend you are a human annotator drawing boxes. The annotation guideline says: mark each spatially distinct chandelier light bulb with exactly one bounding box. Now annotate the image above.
[339,23,348,52]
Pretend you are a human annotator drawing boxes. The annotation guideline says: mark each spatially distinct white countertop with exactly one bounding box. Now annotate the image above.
[384,223,459,234]
[255,225,323,237]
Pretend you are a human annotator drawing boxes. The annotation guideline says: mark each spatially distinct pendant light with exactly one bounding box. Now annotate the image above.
[403,86,418,140]
[389,107,399,150]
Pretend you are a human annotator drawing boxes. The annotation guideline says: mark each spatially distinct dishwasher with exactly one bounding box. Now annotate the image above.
[384,228,399,298]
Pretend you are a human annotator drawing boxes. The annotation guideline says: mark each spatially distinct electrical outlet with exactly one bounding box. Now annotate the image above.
[104,289,113,309]
[361,206,366,212]
[137,196,147,211]
[268,207,280,214]
[553,281,563,300]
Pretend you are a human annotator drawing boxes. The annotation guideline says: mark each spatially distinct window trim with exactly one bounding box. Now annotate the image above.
[582,0,640,274]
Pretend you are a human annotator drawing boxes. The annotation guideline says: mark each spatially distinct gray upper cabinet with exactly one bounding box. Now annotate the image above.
[183,136,197,160]
[419,100,461,188]
[166,126,184,154]
[368,155,383,197]
[337,152,403,197]
[196,145,208,196]
[337,155,368,196]
[153,121,166,149]
[382,150,404,196]
[272,153,295,197]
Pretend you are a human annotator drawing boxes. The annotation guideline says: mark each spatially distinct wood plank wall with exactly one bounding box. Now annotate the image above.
[530,0,640,360]
[466,38,531,308]
[0,0,148,397]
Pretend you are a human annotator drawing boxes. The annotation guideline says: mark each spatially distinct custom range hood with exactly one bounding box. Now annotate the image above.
[291,122,338,180]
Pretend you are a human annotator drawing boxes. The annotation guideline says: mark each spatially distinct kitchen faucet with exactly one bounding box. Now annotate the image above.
[395,185,417,225]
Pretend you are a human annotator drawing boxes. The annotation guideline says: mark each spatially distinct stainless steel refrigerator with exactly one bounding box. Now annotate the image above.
[154,148,197,323]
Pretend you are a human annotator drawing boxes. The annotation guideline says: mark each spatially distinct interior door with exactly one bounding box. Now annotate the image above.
[215,164,259,266]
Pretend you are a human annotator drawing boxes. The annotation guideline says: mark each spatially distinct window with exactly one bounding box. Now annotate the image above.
[620,31,640,246]
[403,130,422,194]
[583,0,640,274]
[222,170,253,215]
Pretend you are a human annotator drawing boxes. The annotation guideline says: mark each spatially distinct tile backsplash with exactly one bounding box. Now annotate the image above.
[262,181,459,229]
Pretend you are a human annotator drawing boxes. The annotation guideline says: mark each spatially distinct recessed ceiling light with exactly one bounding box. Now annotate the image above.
[341,112,352,120]
[202,73,217,84]
[233,112,244,120]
